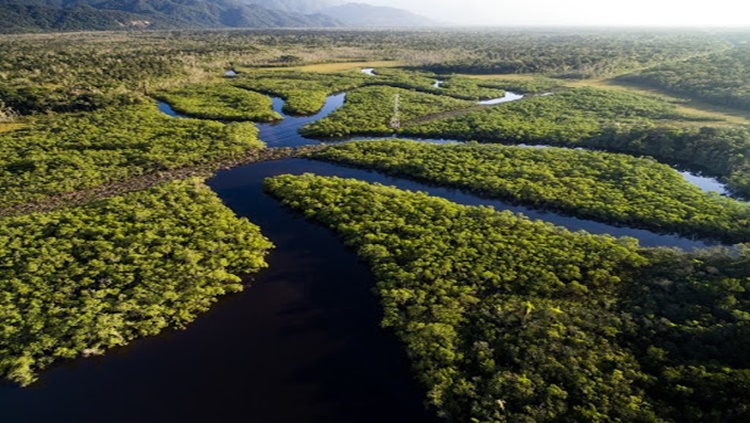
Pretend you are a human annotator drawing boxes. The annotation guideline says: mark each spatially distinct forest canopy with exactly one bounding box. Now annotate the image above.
[619,46,750,110]
[1,29,750,423]
[0,103,264,207]
[264,173,750,423]
[306,140,750,243]
[0,178,273,386]
[301,86,475,137]
[155,84,281,122]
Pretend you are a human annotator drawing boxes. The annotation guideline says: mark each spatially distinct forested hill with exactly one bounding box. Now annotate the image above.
[246,0,434,27]
[244,0,341,15]
[320,3,434,27]
[0,0,343,33]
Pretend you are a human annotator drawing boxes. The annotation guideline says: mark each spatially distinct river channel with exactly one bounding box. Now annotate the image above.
[0,87,730,423]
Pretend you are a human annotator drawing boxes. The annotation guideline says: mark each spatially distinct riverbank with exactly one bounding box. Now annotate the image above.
[0,145,323,218]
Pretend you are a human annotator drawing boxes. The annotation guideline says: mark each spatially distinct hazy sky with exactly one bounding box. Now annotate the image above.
[363,0,750,26]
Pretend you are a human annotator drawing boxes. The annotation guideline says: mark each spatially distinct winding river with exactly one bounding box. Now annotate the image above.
[0,89,730,423]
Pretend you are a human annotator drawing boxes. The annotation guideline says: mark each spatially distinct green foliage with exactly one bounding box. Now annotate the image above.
[0,31,265,114]
[586,125,750,199]
[434,75,507,100]
[156,83,281,121]
[619,46,750,110]
[412,32,728,78]
[264,173,750,422]
[0,178,273,386]
[0,83,140,115]
[0,29,728,115]
[468,77,561,94]
[0,3,154,33]
[394,86,750,196]
[233,70,369,114]
[403,87,694,145]
[307,140,750,243]
[366,68,508,100]
[619,246,750,421]
[233,68,512,118]
[264,173,654,422]
[0,0,341,34]
[0,103,265,207]
[364,67,440,89]
[391,85,750,199]
[301,86,474,137]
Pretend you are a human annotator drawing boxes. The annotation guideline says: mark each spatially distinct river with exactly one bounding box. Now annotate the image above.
[0,88,729,423]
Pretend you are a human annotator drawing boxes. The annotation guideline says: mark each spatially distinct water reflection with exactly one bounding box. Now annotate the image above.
[477,91,525,105]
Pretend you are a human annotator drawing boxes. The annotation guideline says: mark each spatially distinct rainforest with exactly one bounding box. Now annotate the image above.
[1,28,750,423]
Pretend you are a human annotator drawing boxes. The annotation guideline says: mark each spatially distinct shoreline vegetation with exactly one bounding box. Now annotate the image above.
[305,140,750,244]
[264,173,750,423]
[0,146,323,218]
[154,84,282,122]
[1,178,274,386]
[0,102,268,208]
[2,28,750,422]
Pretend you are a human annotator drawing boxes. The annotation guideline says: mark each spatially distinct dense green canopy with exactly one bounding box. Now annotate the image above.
[0,103,264,207]
[0,178,273,386]
[307,140,750,243]
[265,173,750,422]
[156,84,281,122]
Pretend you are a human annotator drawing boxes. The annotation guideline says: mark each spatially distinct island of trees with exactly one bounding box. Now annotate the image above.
[1,27,750,423]
[265,173,750,423]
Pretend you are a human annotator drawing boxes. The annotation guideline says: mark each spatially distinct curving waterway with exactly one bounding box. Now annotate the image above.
[1,89,731,423]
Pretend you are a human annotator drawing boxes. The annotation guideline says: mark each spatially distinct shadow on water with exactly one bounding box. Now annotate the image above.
[225,159,714,250]
[0,158,439,423]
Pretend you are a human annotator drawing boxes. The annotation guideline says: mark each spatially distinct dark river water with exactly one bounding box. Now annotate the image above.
[0,89,730,422]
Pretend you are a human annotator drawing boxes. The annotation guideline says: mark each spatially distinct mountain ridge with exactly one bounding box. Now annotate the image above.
[0,0,344,33]
[0,0,435,33]
[321,3,434,27]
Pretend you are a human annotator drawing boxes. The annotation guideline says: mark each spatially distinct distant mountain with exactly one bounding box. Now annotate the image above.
[244,0,433,27]
[320,3,433,27]
[244,0,342,15]
[0,4,150,32]
[0,0,343,33]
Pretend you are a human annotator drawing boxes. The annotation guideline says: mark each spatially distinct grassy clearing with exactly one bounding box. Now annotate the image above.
[561,78,750,126]
[0,122,25,133]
